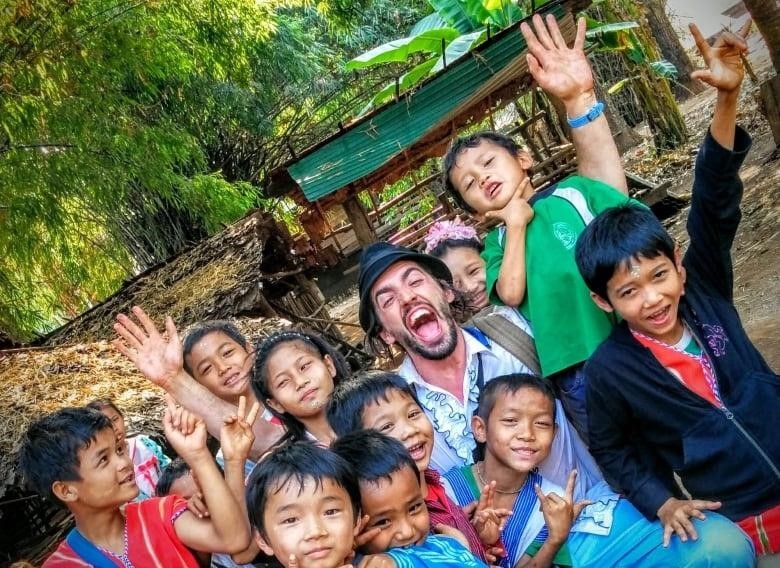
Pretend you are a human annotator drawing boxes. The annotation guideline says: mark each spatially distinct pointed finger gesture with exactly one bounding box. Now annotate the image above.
[113,306,184,390]
[690,20,750,93]
[520,14,592,103]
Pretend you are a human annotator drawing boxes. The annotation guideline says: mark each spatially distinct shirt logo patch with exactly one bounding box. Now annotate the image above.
[702,324,728,357]
[553,222,577,249]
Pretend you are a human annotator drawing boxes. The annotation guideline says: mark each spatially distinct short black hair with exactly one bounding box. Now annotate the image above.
[18,407,113,503]
[245,440,360,539]
[575,204,675,302]
[442,131,524,212]
[474,374,556,461]
[331,429,421,487]
[326,371,421,437]
[252,330,351,444]
[476,373,556,422]
[86,398,121,416]
[182,321,249,375]
[155,457,191,497]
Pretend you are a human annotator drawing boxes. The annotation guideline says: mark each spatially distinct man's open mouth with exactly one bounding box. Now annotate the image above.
[404,305,442,342]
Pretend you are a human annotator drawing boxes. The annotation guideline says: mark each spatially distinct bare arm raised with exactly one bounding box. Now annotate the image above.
[521,14,627,194]
[113,306,284,459]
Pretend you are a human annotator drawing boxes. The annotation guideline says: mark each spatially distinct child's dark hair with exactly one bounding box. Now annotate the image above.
[575,204,675,302]
[156,457,191,497]
[182,321,248,375]
[252,330,351,444]
[442,131,524,212]
[326,371,421,437]
[474,374,556,461]
[86,398,121,416]
[19,407,113,503]
[245,440,360,538]
[331,429,421,487]
[427,237,483,259]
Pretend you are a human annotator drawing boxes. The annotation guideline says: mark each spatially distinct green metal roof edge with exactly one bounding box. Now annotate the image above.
[289,4,567,202]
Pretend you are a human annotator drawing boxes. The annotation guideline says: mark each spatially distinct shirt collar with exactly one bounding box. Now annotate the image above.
[398,329,495,390]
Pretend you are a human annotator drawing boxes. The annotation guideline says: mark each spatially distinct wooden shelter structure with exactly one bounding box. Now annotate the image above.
[267,0,595,262]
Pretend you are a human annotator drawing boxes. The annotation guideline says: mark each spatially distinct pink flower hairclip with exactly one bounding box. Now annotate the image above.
[423,219,479,253]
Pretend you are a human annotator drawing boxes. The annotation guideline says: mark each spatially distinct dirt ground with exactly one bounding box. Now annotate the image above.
[328,48,779,371]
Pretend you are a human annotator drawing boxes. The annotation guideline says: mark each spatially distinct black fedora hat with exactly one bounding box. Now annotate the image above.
[357,242,452,334]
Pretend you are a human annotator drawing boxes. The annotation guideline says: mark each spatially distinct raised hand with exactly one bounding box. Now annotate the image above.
[690,20,750,94]
[657,497,722,547]
[220,395,261,462]
[186,492,209,519]
[471,481,512,545]
[113,306,184,390]
[163,394,209,461]
[534,470,592,545]
[354,514,383,550]
[520,14,592,104]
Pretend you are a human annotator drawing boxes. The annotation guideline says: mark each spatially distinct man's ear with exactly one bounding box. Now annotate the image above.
[52,480,78,504]
[590,291,614,313]
[471,414,487,443]
[254,529,275,557]
[378,328,397,346]
[443,284,455,304]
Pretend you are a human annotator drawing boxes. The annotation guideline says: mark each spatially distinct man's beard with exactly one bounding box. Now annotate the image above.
[398,316,459,360]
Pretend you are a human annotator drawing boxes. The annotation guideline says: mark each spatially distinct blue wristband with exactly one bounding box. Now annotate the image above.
[567,101,605,129]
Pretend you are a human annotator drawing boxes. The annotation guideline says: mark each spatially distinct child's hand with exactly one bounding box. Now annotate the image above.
[433,524,470,549]
[186,492,209,519]
[657,497,721,547]
[520,14,592,105]
[534,470,592,545]
[484,178,534,229]
[690,20,751,95]
[353,514,383,550]
[113,306,184,390]
[163,394,208,460]
[356,554,397,568]
[471,481,512,545]
[219,395,261,462]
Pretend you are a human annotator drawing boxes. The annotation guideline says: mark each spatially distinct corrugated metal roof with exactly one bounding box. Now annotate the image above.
[285,2,580,202]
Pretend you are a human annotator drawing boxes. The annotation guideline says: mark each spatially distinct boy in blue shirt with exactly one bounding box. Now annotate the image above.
[575,22,779,556]
[332,429,489,568]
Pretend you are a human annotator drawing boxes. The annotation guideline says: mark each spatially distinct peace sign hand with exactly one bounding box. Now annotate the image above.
[533,470,592,545]
[220,395,261,462]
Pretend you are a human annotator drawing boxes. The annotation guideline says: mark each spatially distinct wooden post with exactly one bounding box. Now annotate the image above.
[760,75,780,147]
[342,191,376,247]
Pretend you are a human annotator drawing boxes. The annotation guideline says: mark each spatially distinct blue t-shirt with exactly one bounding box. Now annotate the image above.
[385,535,487,568]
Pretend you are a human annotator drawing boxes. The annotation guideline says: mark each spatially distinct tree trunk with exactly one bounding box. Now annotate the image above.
[642,0,705,100]
[743,0,780,74]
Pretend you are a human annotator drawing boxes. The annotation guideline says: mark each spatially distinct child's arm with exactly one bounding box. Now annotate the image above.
[521,14,627,195]
[163,399,251,554]
[684,22,752,300]
[485,178,534,307]
[517,470,590,568]
[114,306,284,459]
[220,397,264,564]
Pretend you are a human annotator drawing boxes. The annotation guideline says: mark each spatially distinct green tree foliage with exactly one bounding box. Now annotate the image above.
[0,0,428,341]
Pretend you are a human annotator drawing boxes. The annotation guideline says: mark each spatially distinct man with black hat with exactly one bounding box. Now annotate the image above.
[357,241,601,494]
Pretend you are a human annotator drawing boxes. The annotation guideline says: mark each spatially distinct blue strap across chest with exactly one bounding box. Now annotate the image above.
[66,528,120,567]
